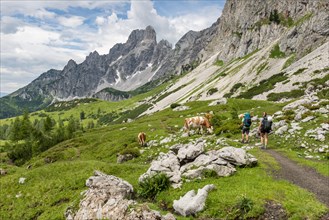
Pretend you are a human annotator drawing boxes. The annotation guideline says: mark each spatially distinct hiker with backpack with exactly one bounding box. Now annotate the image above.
[240,112,252,143]
[259,112,273,149]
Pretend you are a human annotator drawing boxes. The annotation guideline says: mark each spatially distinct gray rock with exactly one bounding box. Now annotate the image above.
[18,177,26,184]
[139,151,181,185]
[283,99,312,111]
[71,171,174,220]
[0,168,7,175]
[172,106,190,111]
[117,154,134,164]
[173,184,215,216]
[301,116,315,123]
[206,164,236,177]
[217,147,258,166]
[177,141,205,163]
[275,125,289,135]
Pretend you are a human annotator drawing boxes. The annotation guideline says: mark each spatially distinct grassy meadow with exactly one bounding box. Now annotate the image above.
[0,97,328,219]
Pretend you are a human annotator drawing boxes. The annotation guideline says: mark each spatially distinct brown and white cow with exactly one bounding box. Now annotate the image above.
[138,132,146,146]
[184,116,213,134]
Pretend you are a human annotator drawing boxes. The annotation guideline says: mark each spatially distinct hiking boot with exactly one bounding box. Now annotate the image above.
[241,139,245,143]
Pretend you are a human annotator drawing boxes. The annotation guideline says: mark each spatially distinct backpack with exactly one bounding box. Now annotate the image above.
[243,113,252,127]
[262,117,272,132]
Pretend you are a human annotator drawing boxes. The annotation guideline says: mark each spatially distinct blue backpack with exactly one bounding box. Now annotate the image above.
[243,113,252,127]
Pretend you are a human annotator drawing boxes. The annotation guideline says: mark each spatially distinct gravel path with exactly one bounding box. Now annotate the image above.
[266,149,329,207]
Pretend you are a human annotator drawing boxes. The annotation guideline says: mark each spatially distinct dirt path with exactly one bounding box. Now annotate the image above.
[265,149,329,207]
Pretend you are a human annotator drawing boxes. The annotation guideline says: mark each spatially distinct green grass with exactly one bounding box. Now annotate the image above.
[214,59,224,66]
[292,68,307,75]
[237,73,288,99]
[1,98,328,219]
[256,61,268,75]
[294,13,313,27]
[155,149,327,219]
[269,44,286,59]
[267,89,304,101]
[282,53,296,70]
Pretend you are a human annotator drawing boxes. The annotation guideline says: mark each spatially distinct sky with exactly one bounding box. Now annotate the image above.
[0,0,225,94]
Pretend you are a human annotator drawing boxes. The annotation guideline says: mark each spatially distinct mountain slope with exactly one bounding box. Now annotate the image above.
[1,0,328,120]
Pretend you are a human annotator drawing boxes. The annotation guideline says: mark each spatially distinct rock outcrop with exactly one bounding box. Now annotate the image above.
[66,170,175,220]
[139,140,257,188]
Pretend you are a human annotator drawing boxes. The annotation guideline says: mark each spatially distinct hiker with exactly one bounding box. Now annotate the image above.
[259,112,272,149]
[240,112,252,143]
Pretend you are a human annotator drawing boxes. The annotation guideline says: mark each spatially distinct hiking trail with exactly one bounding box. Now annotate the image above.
[265,149,329,207]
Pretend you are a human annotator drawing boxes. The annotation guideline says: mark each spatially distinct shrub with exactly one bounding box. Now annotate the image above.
[267,89,304,101]
[170,103,181,109]
[224,83,244,98]
[283,110,295,122]
[292,68,307,75]
[215,120,241,135]
[301,111,313,119]
[302,104,320,111]
[317,88,329,100]
[207,88,218,96]
[138,173,170,200]
[319,100,329,107]
[238,73,288,99]
[7,141,32,166]
[202,169,218,178]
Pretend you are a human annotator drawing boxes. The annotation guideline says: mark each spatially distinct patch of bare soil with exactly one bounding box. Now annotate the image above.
[262,149,329,220]
[266,149,329,207]
[258,201,287,220]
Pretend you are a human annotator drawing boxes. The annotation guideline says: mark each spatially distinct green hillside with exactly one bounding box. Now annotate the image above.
[1,97,328,219]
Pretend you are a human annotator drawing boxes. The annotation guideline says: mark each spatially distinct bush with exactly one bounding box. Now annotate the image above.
[283,110,295,122]
[170,103,181,109]
[138,173,170,200]
[202,169,218,178]
[215,120,241,135]
[207,88,218,96]
[238,73,288,99]
[292,68,307,75]
[317,88,329,100]
[267,89,304,101]
[7,141,32,166]
[224,83,244,98]
[214,110,241,135]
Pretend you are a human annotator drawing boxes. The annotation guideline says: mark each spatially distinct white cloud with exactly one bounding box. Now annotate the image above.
[0,0,224,94]
[58,16,85,28]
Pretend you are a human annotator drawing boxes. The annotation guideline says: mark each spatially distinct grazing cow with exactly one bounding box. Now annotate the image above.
[184,116,213,134]
[138,132,146,146]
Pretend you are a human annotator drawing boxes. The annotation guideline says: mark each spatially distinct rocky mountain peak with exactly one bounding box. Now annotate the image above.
[64,59,77,70]
[127,25,157,46]
[87,51,99,59]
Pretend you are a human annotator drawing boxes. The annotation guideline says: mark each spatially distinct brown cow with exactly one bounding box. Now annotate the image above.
[184,116,213,134]
[138,132,146,146]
